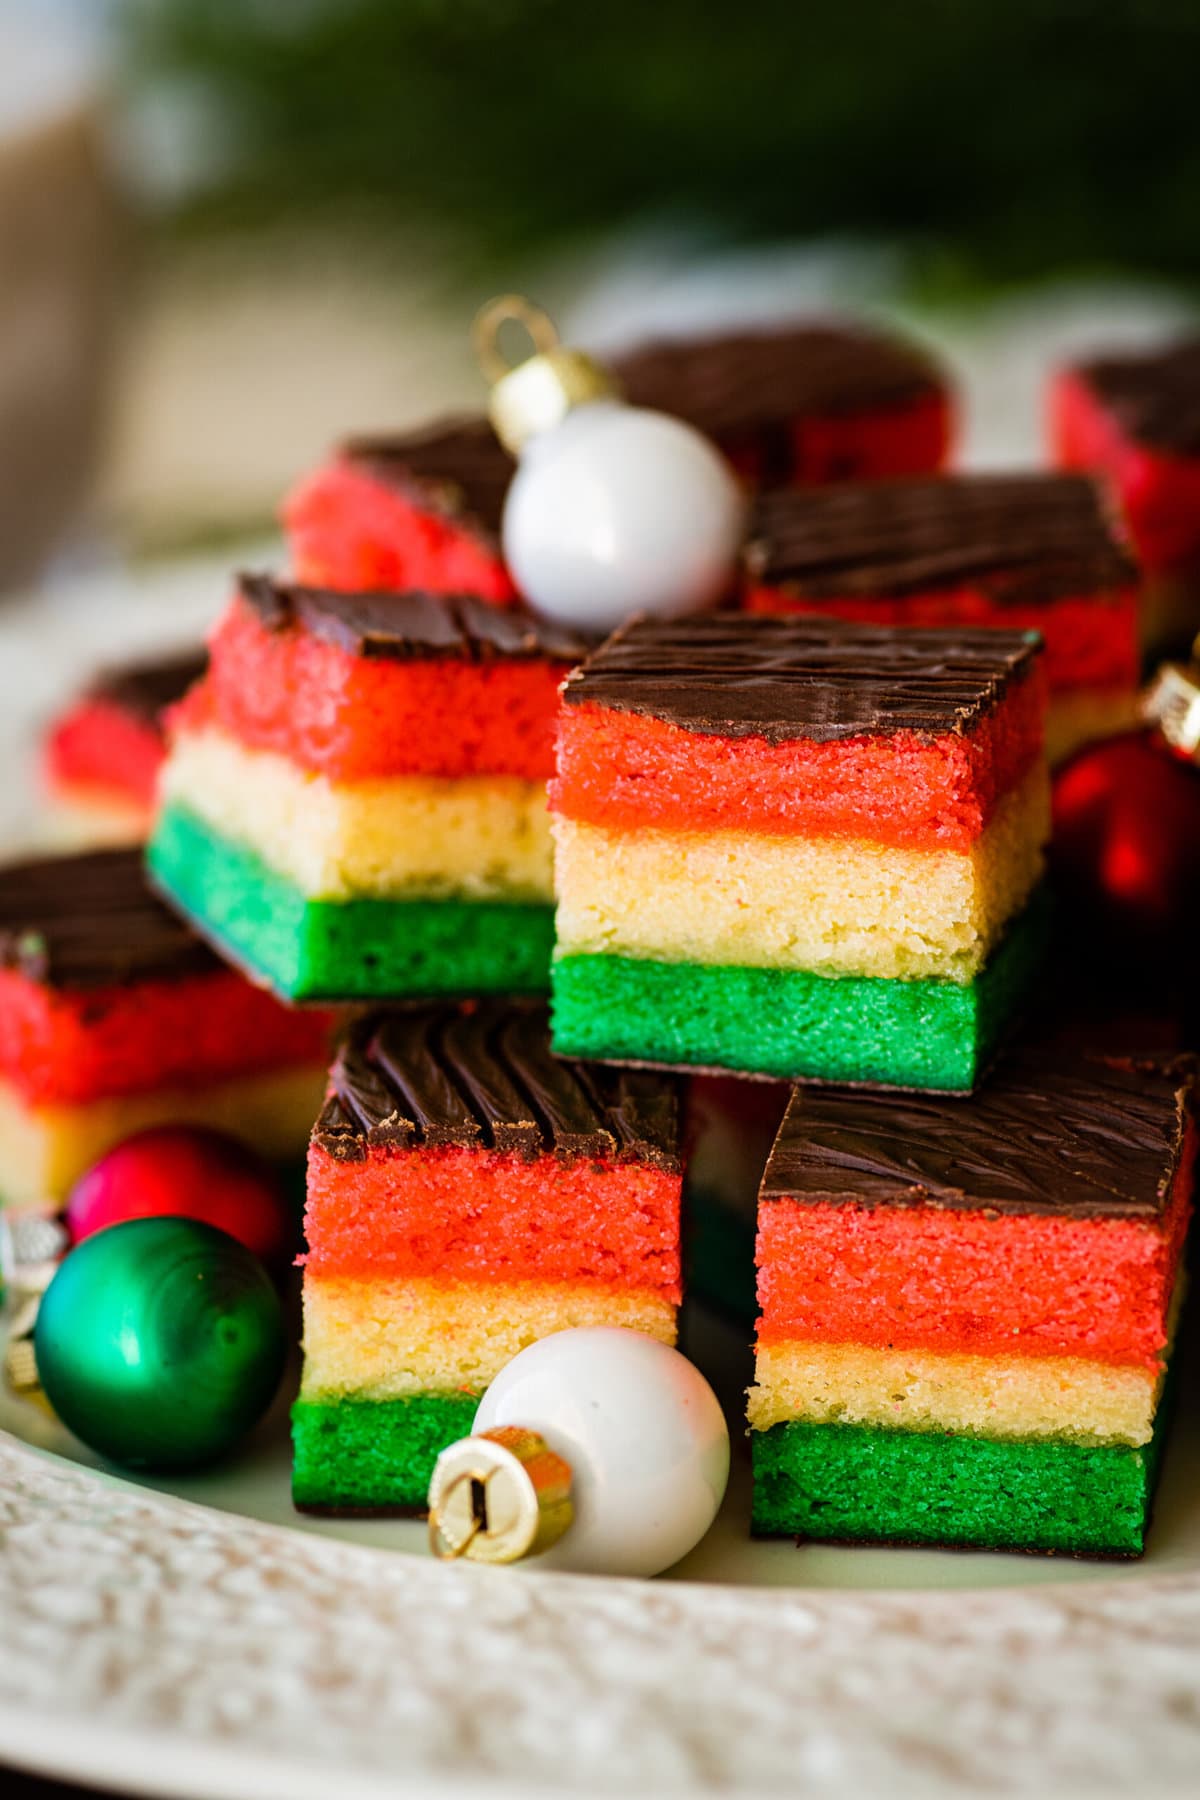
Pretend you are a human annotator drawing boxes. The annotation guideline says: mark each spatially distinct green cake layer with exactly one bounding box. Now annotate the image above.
[148,803,556,1001]
[751,1413,1170,1556]
[292,1393,479,1512]
[551,894,1047,1092]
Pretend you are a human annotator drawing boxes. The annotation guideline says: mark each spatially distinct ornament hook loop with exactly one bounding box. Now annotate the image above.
[472,294,560,386]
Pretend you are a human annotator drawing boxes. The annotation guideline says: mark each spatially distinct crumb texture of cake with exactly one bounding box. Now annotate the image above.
[551,614,1048,1092]
[612,321,953,485]
[0,847,331,1206]
[749,1051,1195,1555]
[292,1001,682,1513]
[149,579,588,1001]
[743,473,1138,764]
[284,415,517,601]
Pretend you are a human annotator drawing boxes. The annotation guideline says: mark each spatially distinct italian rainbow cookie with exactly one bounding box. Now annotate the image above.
[744,472,1139,764]
[613,320,953,486]
[148,576,587,1002]
[43,647,206,843]
[284,415,516,601]
[1050,337,1200,651]
[292,1001,681,1513]
[550,614,1049,1093]
[0,848,332,1209]
[750,1052,1196,1555]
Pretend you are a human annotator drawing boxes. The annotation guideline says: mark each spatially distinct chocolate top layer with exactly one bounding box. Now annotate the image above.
[745,472,1136,603]
[762,1051,1196,1220]
[85,648,208,725]
[1078,337,1200,455]
[343,413,514,540]
[314,1002,680,1169]
[613,323,944,440]
[561,613,1040,744]
[0,847,218,989]
[238,573,589,664]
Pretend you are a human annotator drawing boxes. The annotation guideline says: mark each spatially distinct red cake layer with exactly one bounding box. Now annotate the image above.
[195,595,568,781]
[745,583,1136,695]
[756,1131,1193,1369]
[0,966,333,1107]
[44,700,164,811]
[284,459,518,602]
[305,1141,681,1293]
[552,671,1043,851]
[1051,370,1200,574]
[725,389,953,487]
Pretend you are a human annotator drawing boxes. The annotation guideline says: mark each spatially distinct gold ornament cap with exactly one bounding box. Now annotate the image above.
[427,1425,574,1564]
[473,295,616,455]
[1143,647,1200,762]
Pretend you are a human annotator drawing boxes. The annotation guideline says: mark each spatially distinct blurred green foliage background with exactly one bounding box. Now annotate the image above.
[122,0,1200,289]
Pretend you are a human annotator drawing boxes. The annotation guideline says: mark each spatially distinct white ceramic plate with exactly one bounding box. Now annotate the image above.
[3,1307,1200,1800]
[4,512,1200,1799]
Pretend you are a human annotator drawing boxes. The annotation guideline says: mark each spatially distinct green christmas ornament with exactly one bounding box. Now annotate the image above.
[34,1217,286,1472]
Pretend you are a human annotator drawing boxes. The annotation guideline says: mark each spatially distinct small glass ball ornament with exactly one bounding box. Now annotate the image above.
[65,1124,292,1267]
[34,1216,286,1471]
[428,1326,730,1578]
[475,295,744,635]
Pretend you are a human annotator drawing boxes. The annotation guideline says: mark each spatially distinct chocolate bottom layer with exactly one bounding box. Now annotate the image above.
[750,1410,1171,1557]
[148,804,555,1001]
[550,894,1046,1093]
[291,1392,479,1513]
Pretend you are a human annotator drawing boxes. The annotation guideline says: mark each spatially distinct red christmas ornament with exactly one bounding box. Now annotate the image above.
[65,1126,291,1267]
[1051,663,1200,984]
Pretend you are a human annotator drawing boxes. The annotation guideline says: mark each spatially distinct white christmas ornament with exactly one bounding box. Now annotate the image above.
[474,295,744,635]
[427,1326,730,1578]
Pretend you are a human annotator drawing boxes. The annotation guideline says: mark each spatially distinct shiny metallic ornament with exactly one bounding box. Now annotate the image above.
[474,295,744,636]
[34,1216,285,1471]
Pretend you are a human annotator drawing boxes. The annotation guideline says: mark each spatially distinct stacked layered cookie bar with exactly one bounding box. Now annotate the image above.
[750,1052,1194,1555]
[149,577,585,1000]
[0,848,331,1208]
[614,320,953,485]
[43,648,206,841]
[551,614,1049,1093]
[1051,337,1200,579]
[284,416,517,601]
[744,472,1139,763]
[292,1002,681,1512]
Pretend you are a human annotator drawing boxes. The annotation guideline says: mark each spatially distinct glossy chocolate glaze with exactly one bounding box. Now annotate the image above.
[0,847,218,989]
[238,574,589,664]
[762,1050,1196,1219]
[314,1001,680,1169]
[561,612,1041,744]
[746,472,1135,603]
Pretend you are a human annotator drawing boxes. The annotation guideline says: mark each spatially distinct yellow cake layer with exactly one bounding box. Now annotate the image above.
[1045,688,1140,767]
[0,1064,326,1209]
[749,1338,1162,1447]
[163,725,554,902]
[301,1275,677,1401]
[553,765,1048,984]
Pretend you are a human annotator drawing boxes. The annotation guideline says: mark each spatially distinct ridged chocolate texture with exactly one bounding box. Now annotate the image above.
[314,1002,680,1169]
[762,1051,1196,1220]
[746,472,1136,604]
[0,847,218,989]
[342,413,514,540]
[86,648,208,724]
[1078,338,1200,455]
[613,323,944,440]
[238,574,589,664]
[561,613,1041,744]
